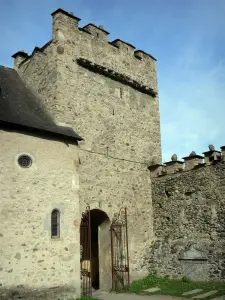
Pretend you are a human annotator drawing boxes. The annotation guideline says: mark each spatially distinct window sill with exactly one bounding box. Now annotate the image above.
[51,236,61,240]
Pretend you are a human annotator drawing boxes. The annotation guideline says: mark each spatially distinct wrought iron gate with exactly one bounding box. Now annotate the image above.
[110,207,130,292]
[80,206,92,297]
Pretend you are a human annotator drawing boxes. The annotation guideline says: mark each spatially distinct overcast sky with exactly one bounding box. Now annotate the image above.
[1,0,225,162]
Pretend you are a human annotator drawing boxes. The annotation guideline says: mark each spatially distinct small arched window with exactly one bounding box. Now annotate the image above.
[51,209,60,238]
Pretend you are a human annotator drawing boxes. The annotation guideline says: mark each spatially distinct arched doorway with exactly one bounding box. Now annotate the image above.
[80,208,111,294]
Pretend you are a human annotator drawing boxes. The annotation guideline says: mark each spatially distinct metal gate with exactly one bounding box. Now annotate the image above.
[110,207,130,292]
[80,206,92,297]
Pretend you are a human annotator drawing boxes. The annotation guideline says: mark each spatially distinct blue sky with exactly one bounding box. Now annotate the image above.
[1,0,225,162]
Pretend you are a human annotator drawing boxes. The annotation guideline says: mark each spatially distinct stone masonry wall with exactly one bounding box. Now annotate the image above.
[0,129,80,299]
[13,9,162,285]
[15,45,55,108]
[52,10,161,282]
[78,150,154,282]
[15,9,161,165]
[53,10,161,165]
[146,162,225,282]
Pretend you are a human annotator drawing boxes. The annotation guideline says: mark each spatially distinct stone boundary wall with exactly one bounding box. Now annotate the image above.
[147,154,225,281]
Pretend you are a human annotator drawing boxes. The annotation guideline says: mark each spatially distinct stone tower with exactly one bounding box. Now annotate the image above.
[13,9,161,165]
[10,7,162,295]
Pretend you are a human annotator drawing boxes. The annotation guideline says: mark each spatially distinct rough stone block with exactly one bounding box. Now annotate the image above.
[144,287,161,293]
[183,289,203,296]
[195,291,218,299]
[211,296,225,300]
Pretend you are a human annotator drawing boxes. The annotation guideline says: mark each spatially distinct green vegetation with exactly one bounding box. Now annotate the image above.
[130,275,225,298]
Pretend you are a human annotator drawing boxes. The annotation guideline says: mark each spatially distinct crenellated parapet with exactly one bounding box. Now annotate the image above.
[49,8,156,58]
[12,7,157,63]
[11,8,158,94]
[149,145,224,178]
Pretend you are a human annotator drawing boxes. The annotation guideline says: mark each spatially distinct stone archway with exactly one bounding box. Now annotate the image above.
[90,209,111,291]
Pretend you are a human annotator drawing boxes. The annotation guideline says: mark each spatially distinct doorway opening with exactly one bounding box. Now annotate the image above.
[80,206,130,295]
[90,209,110,290]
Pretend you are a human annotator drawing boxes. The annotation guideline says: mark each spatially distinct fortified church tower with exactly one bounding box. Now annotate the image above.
[0,8,161,299]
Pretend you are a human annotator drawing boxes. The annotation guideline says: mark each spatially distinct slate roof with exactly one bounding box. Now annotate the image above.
[0,66,83,141]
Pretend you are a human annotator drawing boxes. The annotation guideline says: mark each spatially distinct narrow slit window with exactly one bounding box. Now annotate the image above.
[51,209,60,238]
[119,87,123,98]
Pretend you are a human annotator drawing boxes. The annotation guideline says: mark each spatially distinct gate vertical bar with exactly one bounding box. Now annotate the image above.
[110,207,130,292]
[110,224,114,291]
[88,206,92,297]
[125,207,130,288]
[80,206,92,297]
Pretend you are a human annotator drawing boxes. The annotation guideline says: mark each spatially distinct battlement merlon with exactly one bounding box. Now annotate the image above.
[11,51,29,69]
[110,39,135,53]
[82,24,109,41]
[50,8,157,62]
[51,8,81,42]
[220,146,225,161]
[182,153,204,170]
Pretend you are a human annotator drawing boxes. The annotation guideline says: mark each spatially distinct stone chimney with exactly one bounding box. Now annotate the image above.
[164,154,184,174]
[182,151,204,170]
[51,8,81,43]
[202,145,221,164]
[11,51,29,70]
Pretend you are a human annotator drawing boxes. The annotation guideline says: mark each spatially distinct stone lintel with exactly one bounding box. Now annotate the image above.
[51,8,81,22]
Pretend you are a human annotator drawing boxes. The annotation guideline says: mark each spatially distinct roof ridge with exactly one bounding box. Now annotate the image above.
[0,65,14,70]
